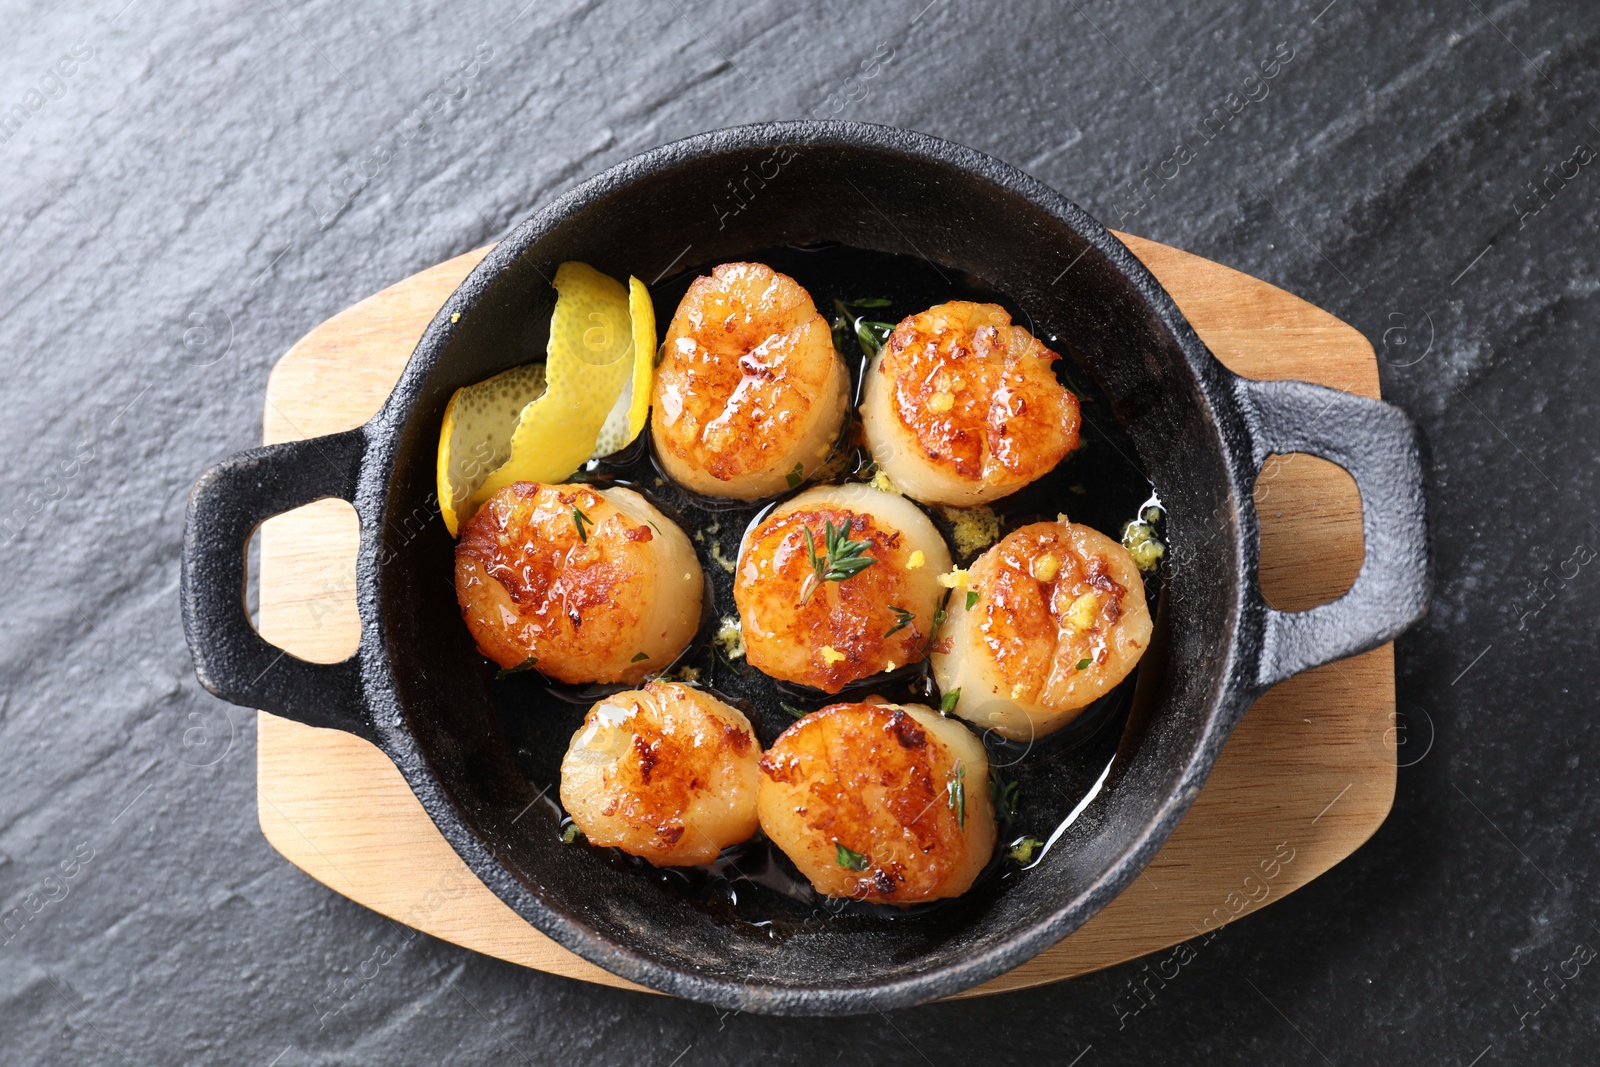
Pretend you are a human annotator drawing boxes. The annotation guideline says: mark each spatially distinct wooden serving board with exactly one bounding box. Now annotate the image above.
[255,233,1393,999]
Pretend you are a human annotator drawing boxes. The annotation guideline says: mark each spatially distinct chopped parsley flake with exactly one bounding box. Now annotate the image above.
[835,842,869,870]
[940,688,961,714]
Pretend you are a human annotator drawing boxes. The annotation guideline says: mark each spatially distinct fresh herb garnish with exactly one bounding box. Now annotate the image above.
[831,298,896,358]
[1075,657,1092,671]
[991,778,1020,822]
[785,462,804,489]
[560,823,584,845]
[940,688,961,714]
[884,605,916,638]
[855,320,893,358]
[1008,836,1044,864]
[780,702,809,720]
[496,656,539,679]
[571,505,594,543]
[922,590,952,654]
[965,589,980,611]
[630,652,649,663]
[946,760,967,830]
[799,519,876,604]
[835,843,869,870]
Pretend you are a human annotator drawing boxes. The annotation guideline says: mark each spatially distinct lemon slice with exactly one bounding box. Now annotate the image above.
[468,262,636,513]
[594,276,658,457]
[436,361,548,536]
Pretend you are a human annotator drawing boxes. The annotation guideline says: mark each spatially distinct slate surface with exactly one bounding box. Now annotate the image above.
[2,0,1597,1063]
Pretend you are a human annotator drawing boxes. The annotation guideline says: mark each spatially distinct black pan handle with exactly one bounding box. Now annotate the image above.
[1235,377,1430,691]
[180,428,375,741]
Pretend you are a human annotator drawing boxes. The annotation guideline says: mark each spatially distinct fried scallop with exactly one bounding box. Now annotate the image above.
[757,702,995,903]
[455,482,702,685]
[931,519,1152,741]
[733,484,952,693]
[651,262,849,499]
[860,300,1081,506]
[560,682,761,866]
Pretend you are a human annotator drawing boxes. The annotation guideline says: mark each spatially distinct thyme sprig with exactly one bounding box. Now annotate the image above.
[884,605,916,638]
[799,519,876,604]
[831,297,896,358]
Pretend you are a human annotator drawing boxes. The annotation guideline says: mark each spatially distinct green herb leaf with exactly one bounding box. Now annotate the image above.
[835,843,869,870]
[801,519,877,604]
[572,505,594,543]
[496,656,539,679]
[884,605,916,638]
[1007,836,1044,864]
[855,319,894,359]
[630,652,649,663]
[1075,657,1092,671]
[991,778,1020,822]
[822,519,876,581]
[946,760,967,830]
[780,702,809,720]
[965,589,980,611]
[785,462,804,489]
[653,342,666,368]
[830,298,896,358]
[560,823,584,845]
[922,590,953,654]
[940,688,961,714]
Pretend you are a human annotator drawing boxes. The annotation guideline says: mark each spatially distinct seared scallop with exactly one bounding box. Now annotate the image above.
[561,682,761,866]
[455,482,702,684]
[931,519,1152,741]
[860,300,1081,506]
[734,483,952,693]
[758,702,995,903]
[651,262,849,499]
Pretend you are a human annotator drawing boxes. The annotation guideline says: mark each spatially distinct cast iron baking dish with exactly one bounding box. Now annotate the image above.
[181,121,1429,1014]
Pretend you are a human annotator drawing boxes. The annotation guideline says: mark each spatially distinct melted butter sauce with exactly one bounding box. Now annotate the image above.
[491,244,1168,933]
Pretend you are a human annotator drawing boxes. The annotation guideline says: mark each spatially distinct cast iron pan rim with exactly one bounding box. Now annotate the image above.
[353,120,1260,1014]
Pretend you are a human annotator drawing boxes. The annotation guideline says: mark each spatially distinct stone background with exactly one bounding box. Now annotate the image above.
[2,0,1597,1062]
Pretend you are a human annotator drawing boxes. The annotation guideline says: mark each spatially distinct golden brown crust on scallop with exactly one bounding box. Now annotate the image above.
[652,262,844,496]
[561,682,761,866]
[756,703,993,902]
[875,301,1079,492]
[735,506,933,693]
[455,483,662,683]
[932,520,1152,739]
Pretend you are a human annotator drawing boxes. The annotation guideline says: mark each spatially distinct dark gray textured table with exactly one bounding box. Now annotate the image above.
[3,0,1597,1062]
